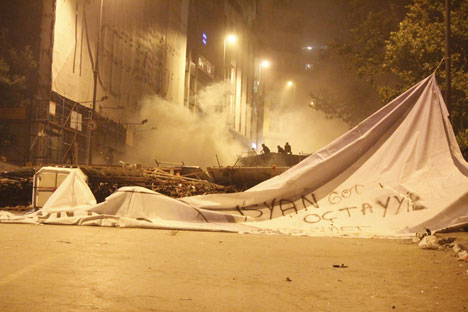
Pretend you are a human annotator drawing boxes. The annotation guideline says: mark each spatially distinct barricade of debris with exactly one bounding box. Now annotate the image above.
[0,165,236,209]
[80,166,236,203]
[0,167,35,208]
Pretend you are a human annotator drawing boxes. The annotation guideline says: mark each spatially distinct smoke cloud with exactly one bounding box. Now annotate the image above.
[123,80,348,167]
[126,82,245,167]
[262,88,349,155]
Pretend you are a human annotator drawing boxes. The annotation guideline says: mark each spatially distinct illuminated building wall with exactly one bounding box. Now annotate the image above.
[185,0,257,148]
[31,0,190,165]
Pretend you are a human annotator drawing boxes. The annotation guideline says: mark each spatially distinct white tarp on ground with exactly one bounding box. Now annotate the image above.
[1,75,468,237]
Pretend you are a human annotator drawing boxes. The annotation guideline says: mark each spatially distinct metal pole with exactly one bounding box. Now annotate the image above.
[223,37,227,114]
[87,0,104,165]
[223,39,226,80]
[445,0,451,112]
[256,63,262,149]
[293,83,296,106]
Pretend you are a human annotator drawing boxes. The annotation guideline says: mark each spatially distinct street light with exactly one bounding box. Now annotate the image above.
[260,60,270,68]
[223,34,237,81]
[256,59,270,149]
[258,60,270,95]
[286,80,296,106]
[258,60,270,87]
[223,34,237,124]
[226,34,237,44]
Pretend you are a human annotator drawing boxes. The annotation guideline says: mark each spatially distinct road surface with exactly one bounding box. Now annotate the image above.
[0,224,467,311]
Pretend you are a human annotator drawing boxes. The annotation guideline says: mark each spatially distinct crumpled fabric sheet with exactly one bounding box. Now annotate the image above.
[1,75,468,237]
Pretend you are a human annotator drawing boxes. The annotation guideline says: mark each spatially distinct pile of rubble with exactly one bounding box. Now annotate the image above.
[80,166,236,203]
[0,165,236,209]
[0,167,35,208]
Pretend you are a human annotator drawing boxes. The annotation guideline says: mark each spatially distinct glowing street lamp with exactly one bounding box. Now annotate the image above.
[286,81,296,105]
[223,34,237,80]
[260,60,270,68]
[223,34,237,117]
[258,60,270,93]
[226,34,237,44]
[258,60,270,83]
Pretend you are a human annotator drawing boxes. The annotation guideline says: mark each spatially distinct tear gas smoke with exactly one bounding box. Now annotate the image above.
[125,82,245,167]
[124,81,348,167]
[262,90,348,155]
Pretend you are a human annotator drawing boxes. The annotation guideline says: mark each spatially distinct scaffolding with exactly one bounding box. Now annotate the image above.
[30,92,126,166]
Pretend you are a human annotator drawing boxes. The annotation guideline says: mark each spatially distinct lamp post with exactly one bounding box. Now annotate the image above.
[258,60,270,91]
[87,0,104,166]
[223,34,236,120]
[223,34,237,80]
[255,60,270,149]
[287,80,296,106]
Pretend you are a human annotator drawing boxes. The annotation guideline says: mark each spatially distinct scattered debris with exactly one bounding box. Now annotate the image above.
[438,236,456,245]
[458,250,468,262]
[418,235,440,250]
[416,233,468,262]
[416,228,432,240]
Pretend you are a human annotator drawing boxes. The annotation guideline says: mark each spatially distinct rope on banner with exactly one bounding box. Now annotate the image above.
[433,57,447,74]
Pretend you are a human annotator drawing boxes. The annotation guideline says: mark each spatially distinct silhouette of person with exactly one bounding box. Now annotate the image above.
[277,145,285,154]
[284,142,292,155]
[261,143,271,154]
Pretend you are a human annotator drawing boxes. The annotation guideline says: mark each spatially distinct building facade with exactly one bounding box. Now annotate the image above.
[185,0,257,148]
[0,0,261,166]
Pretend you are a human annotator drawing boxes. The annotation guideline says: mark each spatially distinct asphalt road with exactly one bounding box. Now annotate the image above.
[0,224,467,311]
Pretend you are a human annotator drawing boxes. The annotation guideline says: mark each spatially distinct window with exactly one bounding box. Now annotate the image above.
[198,56,214,78]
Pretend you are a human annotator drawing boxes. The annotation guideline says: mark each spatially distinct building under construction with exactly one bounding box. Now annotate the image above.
[0,0,261,167]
